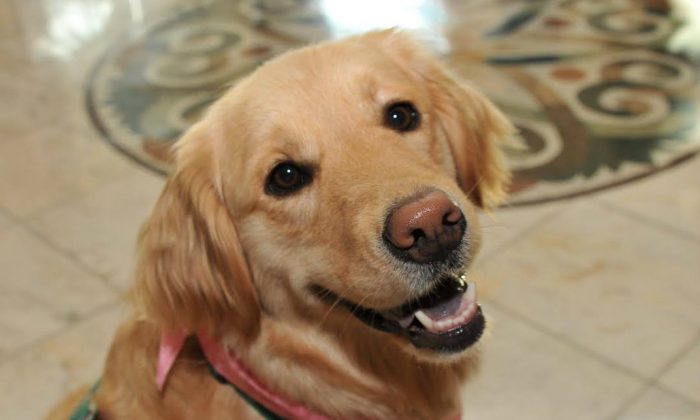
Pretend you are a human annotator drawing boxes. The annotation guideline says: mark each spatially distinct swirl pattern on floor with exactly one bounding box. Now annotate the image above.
[86,0,700,206]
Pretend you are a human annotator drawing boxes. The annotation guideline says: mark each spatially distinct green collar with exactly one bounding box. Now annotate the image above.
[69,381,100,420]
[69,371,282,420]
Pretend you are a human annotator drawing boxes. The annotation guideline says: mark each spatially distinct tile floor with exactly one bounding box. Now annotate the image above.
[1,0,699,419]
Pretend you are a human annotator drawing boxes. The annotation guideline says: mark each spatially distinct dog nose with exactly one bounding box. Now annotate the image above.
[384,191,466,264]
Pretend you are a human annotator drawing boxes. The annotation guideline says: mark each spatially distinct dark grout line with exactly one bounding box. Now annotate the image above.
[480,198,700,416]
[1,202,124,296]
[0,299,125,366]
[651,381,700,410]
[477,201,575,264]
[483,299,700,415]
[13,220,123,296]
[604,382,654,420]
[0,205,22,225]
[607,330,700,420]
[485,298,649,379]
[646,329,700,404]
[648,330,700,384]
[20,175,130,223]
[597,199,700,246]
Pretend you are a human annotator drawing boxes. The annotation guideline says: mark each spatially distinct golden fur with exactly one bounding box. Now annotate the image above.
[48,30,512,420]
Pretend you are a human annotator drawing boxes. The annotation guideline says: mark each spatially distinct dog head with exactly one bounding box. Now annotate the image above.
[133,30,512,361]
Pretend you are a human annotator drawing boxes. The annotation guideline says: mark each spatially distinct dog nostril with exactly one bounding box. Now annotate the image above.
[443,208,462,226]
[411,228,426,243]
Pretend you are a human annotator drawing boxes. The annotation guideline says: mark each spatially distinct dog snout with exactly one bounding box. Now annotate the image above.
[383,191,466,264]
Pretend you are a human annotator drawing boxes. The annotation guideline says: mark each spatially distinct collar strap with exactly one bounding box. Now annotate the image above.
[157,330,331,419]
[157,330,461,420]
[207,363,283,420]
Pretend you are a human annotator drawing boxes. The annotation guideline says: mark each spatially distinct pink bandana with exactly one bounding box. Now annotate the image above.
[156,330,187,391]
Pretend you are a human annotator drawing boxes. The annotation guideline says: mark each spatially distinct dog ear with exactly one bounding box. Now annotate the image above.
[366,30,513,210]
[132,122,260,338]
[430,78,513,210]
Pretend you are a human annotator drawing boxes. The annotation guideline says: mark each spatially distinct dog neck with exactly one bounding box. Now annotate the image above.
[157,313,473,419]
[157,330,333,419]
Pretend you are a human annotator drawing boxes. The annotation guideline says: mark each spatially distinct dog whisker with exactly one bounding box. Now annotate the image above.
[316,280,363,329]
[339,292,376,337]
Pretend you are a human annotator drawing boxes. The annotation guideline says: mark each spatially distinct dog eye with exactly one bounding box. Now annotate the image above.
[266,162,312,196]
[385,101,420,132]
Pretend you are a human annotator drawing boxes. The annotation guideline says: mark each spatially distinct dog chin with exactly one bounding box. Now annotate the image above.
[398,336,483,365]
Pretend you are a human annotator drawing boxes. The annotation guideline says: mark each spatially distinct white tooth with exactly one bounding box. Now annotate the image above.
[414,310,435,330]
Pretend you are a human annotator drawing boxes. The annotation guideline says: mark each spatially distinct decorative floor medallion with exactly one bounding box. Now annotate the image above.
[87,0,700,206]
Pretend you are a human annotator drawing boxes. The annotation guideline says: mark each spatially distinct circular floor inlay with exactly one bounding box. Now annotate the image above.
[87,0,700,206]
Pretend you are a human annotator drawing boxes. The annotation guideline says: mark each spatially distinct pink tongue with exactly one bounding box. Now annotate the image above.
[420,294,463,321]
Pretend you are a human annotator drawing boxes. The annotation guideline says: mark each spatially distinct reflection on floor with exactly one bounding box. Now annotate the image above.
[0,0,699,419]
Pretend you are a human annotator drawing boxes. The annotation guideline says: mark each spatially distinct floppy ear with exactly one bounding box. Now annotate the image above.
[131,122,260,338]
[430,78,513,210]
[366,30,513,210]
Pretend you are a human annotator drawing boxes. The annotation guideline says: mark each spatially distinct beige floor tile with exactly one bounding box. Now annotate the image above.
[29,169,164,291]
[597,156,700,240]
[472,201,700,378]
[0,2,21,39]
[477,201,571,262]
[0,304,126,420]
[0,50,85,140]
[0,120,141,217]
[0,226,116,356]
[658,340,700,405]
[461,305,642,420]
[616,386,700,420]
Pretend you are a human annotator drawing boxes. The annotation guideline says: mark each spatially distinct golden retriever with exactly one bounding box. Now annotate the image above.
[49,30,512,420]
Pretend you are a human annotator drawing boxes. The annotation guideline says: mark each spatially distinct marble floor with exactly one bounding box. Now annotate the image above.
[0,0,699,419]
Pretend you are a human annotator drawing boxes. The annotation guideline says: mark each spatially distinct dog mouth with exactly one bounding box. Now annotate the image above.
[313,274,485,353]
